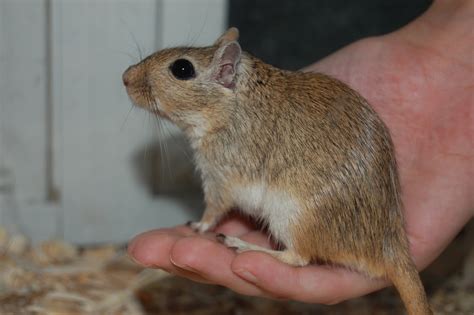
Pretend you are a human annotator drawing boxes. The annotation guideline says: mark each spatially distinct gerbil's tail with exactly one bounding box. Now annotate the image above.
[386,259,432,315]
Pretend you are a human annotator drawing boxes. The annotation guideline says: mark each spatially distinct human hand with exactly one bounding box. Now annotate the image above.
[128,0,473,305]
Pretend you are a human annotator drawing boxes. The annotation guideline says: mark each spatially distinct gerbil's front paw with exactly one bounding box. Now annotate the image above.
[186,221,212,234]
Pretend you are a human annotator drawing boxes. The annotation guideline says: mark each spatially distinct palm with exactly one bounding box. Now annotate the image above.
[128,1,473,304]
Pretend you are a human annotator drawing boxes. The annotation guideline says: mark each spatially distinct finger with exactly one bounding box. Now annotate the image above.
[169,235,266,297]
[128,226,192,267]
[168,262,215,285]
[231,251,388,305]
[128,226,216,284]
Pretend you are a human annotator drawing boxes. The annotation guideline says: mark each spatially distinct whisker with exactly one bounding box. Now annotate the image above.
[187,2,210,48]
[111,49,137,62]
[143,111,152,163]
[131,32,144,61]
[120,105,135,132]
[161,120,192,161]
[154,113,169,188]
[149,98,173,182]
[119,17,144,62]
[158,119,173,181]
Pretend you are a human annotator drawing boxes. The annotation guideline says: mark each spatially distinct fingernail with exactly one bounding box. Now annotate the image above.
[170,256,196,272]
[127,239,140,262]
[127,249,151,267]
[127,238,153,267]
[234,269,258,284]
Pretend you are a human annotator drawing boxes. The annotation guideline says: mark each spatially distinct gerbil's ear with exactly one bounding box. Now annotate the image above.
[210,41,241,88]
[214,27,239,46]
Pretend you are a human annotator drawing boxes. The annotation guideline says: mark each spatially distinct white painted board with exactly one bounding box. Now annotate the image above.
[52,0,227,244]
[0,0,227,243]
[0,0,56,239]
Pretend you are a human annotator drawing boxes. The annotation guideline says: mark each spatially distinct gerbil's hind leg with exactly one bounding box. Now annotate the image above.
[217,234,310,267]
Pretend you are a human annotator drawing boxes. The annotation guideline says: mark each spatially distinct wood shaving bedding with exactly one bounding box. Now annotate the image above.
[0,225,472,315]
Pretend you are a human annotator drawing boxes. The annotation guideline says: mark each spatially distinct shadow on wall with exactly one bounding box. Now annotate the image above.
[131,132,204,210]
[229,0,432,70]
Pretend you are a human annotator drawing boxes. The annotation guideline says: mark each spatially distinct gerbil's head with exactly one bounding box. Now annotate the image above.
[122,27,242,133]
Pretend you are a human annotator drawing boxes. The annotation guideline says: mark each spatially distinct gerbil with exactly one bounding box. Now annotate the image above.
[123,28,431,315]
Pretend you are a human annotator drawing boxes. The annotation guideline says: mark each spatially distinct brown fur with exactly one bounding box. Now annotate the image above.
[123,28,432,315]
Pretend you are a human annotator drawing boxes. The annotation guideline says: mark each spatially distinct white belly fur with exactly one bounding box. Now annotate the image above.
[232,182,302,248]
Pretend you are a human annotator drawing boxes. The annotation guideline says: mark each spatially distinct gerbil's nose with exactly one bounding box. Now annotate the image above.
[122,65,138,87]
[122,74,129,87]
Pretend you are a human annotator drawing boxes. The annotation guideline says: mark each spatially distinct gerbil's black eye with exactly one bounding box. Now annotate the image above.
[170,59,195,80]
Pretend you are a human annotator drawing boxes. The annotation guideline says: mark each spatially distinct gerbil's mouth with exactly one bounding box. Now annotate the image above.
[125,87,170,119]
[123,65,170,119]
